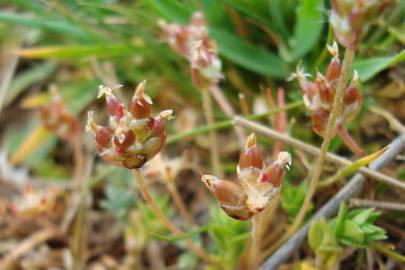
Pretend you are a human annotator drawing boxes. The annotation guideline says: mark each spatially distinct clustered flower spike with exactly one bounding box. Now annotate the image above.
[8,185,58,218]
[86,81,173,169]
[330,0,394,48]
[292,41,362,138]
[202,133,292,220]
[39,88,80,141]
[159,12,222,89]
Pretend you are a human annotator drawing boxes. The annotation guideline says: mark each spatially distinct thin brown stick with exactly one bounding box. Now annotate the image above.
[234,117,405,191]
[0,228,57,269]
[133,169,219,265]
[349,199,405,211]
[202,90,222,177]
[163,167,195,226]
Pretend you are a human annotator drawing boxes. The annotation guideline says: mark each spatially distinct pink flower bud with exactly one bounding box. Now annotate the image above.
[129,80,153,119]
[316,72,335,105]
[98,86,125,122]
[201,175,252,220]
[311,108,330,137]
[113,130,136,154]
[238,133,264,171]
[259,152,291,187]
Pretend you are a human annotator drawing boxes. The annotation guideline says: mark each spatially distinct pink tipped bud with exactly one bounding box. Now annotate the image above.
[98,85,125,122]
[129,80,153,119]
[238,133,264,170]
[344,71,361,105]
[259,152,291,187]
[201,175,251,220]
[311,108,330,137]
[95,126,113,149]
[113,130,135,154]
[326,57,341,82]
[316,73,335,105]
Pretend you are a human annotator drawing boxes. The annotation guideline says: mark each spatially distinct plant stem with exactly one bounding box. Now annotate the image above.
[202,89,222,177]
[71,135,87,270]
[0,228,58,269]
[164,168,195,226]
[251,213,263,269]
[337,125,364,157]
[371,242,405,263]
[133,169,218,265]
[264,47,356,254]
[167,101,303,144]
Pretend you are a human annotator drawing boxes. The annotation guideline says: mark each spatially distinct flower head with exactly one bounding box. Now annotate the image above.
[8,185,58,218]
[202,133,292,220]
[87,81,173,169]
[330,0,394,48]
[160,12,223,89]
[39,88,80,141]
[292,41,362,137]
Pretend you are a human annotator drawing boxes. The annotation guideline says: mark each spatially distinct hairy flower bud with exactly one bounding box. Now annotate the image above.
[311,108,330,137]
[129,80,153,119]
[203,133,292,220]
[87,82,173,169]
[331,0,394,48]
[202,175,251,220]
[38,88,80,141]
[238,133,264,171]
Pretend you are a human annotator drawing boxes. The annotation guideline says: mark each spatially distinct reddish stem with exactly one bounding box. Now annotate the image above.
[337,124,364,157]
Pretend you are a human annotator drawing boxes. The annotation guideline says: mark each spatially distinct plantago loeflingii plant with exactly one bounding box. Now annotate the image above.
[86,81,219,265]
[269,0,395,256]
[160,12,223,176]
[291,41,364,157]
[202,133,291,268]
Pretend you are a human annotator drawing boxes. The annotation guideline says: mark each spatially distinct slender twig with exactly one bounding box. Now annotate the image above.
[167,101,303,144]
[234,117,405,191]
[0,228,58,269]
[163,167,195,226]
[133,169,219,265]
[349,199,405,211]
[260,133,405,270]
[371,242,405,264]
[202,90,222,177]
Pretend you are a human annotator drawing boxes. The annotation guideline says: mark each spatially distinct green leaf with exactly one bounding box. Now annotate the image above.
[220,0,271,27]
[308,220,323,250]
[0,11,90,41]
[209,28,288,78]
[5,62,56,106]
[353,50,405,81]
[151,225,209,242]
[341,220,365,246]
[290,0,324,60]
[141,0,192,24]
[17,43,139,60]
[269,0,290,41]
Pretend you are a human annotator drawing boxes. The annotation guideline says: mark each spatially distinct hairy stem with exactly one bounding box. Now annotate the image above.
[164,168,195,226]
[251,213,263,269]
[133,169,218,265]
[267,48,356,253]
[202,89,222,177]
